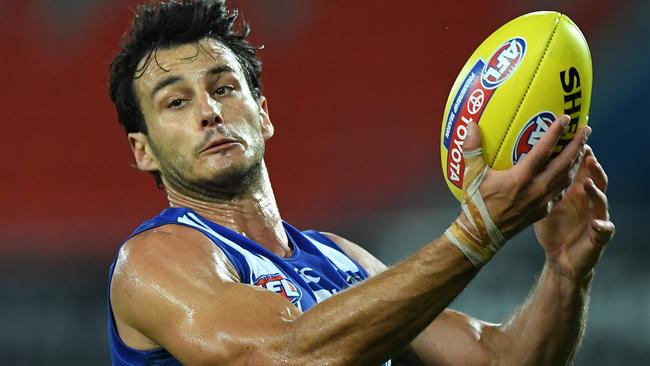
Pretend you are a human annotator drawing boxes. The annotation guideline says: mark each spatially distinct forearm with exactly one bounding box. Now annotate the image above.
[496,263,592,365]
[283,236,478,366]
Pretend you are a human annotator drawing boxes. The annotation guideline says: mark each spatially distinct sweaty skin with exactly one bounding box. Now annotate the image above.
[111,38,614,366]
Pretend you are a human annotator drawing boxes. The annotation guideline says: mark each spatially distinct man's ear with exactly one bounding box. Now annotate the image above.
[128,132,160,172]
[258,96,274,140]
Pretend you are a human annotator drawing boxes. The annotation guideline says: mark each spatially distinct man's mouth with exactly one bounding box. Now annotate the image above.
[200,137,241,154]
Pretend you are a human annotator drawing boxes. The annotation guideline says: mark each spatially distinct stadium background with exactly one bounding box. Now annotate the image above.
[1,0,648,364]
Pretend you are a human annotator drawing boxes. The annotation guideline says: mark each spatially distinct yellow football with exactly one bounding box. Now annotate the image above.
[440,11,592,202]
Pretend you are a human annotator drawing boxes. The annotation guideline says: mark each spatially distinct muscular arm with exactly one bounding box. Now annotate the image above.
[325,233,592,366]
[111,224,478,366]
[324,126,609,366]
[492,266,591,365]
[326,129,612,366]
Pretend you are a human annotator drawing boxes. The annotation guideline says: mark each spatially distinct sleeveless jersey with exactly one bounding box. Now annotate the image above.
[107,207,391,365]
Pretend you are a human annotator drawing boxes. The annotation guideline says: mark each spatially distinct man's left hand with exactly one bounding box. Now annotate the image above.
[534,144,615,283]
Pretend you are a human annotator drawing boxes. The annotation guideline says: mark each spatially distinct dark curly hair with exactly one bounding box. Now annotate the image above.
[108,0,262,186]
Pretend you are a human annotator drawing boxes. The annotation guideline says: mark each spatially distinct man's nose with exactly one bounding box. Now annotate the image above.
[198,91,223,128]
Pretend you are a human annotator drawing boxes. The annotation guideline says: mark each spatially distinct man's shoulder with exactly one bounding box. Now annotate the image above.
[112,224,238,292]
[121,224,213,263]
[109,224,240,354]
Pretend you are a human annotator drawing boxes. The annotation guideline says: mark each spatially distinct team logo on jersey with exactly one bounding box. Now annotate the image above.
[254,273,302,304]
[513,112,556,164]
[481,37,526,89]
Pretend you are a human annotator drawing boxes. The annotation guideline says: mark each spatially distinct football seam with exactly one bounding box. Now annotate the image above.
[490,13,563,166]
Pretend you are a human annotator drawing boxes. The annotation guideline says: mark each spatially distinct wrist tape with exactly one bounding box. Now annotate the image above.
[444,148,505,267]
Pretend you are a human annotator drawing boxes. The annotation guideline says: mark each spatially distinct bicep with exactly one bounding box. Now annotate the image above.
[111,226,302,366]
[158,282,301,365]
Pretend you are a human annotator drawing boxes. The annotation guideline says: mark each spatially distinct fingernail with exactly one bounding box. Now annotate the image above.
[560,115,569,127]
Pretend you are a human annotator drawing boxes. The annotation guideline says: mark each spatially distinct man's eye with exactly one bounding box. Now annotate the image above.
[167,98,187,109]
[214,86,235,97]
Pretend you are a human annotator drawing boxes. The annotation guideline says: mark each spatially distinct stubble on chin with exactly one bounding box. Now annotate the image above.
[168,144,265,198]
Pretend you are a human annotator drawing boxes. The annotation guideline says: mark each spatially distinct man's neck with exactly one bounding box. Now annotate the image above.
[164,165,291,257]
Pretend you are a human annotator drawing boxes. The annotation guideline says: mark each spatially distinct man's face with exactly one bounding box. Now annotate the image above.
[130,38,273,194]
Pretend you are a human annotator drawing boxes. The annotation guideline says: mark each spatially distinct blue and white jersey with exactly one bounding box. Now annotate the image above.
[107,207,391,366]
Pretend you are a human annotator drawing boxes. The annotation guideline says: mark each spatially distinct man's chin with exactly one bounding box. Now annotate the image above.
[198,163,261,194]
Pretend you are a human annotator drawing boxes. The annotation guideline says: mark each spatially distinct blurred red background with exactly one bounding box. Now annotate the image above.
[0,0,619,256]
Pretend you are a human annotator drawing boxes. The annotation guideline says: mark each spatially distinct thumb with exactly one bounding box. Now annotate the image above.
[463,120,482,153]
[462,120,487,196]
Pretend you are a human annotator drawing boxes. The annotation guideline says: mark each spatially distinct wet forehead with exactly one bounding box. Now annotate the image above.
[135,38,245,96]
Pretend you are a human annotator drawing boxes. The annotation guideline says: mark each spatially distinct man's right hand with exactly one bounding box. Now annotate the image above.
[462,115,590,240]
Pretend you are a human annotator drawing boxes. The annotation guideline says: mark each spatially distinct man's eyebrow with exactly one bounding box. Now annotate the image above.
[151,75,183,99]
[150,65,237,99]
[208,65,236,76]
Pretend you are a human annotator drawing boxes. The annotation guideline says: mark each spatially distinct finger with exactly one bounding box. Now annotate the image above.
[540,126,591,187]
[541,141,586,197]
[463,120,482,153]
[519,115,570,172]
[583,144,594,159]
[566,145,590,187]
[462,121,489,195]
[586,152,609,192]
[585,177,609,220]
[592,219,615,246]
[568,144,585,180]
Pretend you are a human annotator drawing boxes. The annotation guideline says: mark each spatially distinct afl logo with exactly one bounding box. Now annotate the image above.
[481,37,526,89]
[513,112,556,164]
[254,273,302,304]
